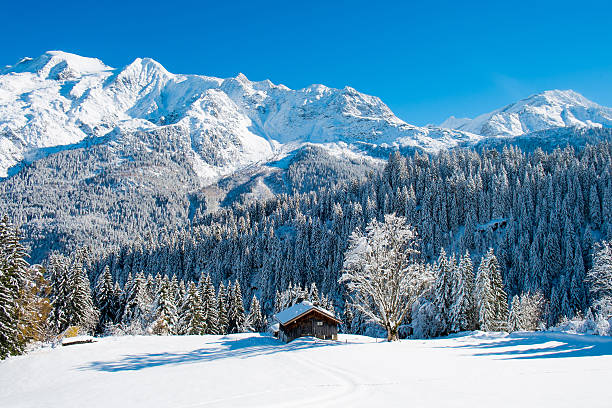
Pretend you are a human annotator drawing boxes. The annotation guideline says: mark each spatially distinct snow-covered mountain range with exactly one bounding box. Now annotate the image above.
[440,89,612,137]
[0,51,477,180]
[2,51,612,184]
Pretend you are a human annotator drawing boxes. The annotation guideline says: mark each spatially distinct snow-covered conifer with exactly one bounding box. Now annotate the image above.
[0,217,30,358]
[94,266,117,332]
[228,281,245,333]
[587,240,612,315]
[203,275,218,334]
[177,282,205,335]
[151,276,178,335]
[217,281,229,335]
[476,251,495,331]
[433,249,455,335]
[450,252,475,332]
[121,272,149,333]
[246,295,265,332]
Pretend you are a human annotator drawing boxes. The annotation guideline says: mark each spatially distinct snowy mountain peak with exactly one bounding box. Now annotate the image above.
[0,51,477,179]
[2,51,111,78]
[439,116,471,129]
[440,89,612,137]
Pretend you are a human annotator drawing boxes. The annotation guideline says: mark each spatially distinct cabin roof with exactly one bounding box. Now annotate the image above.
[274,301,341,325]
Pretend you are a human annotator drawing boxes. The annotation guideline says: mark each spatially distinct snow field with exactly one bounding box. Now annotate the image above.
[1,331,611,408]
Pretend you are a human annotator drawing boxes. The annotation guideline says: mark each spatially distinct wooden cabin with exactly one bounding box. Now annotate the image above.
[274,301,341,343]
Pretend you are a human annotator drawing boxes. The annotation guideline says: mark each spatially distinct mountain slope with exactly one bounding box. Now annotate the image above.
[440,90,612,137]
[0,51,478,180]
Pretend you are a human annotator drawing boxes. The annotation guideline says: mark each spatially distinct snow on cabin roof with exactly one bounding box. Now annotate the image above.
[274,301,339,325]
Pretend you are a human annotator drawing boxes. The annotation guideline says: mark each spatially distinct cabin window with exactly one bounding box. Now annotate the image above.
[316,321,323,326]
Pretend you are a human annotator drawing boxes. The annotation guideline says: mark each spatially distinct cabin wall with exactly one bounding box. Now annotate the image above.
[280,312,338,342]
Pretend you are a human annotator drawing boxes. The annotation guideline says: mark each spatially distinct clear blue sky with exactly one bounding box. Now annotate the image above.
[2,0,611,125]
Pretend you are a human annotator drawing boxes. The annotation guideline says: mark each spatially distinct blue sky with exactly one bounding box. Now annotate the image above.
[2,0,611,125]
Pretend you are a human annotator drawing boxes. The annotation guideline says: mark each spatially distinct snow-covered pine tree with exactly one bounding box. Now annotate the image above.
[476,249,508,331]
[204,276,218,334]
[121,272,149,334]
[476,250,495,332]
[217,281,229,335]
[0,217,30,358]
[177,282,205,335]
[308,282,320,306]
[508,295,522,332]
[342,300,354,334]
[47,254,71,334]
[433,249,455,335]
[508,292,545,331]
[228,281,246,333]
[246,295,265,332]
[66,258,98,333]
[487,249,508,330]
[586,240,612,317]
[450,252,474,332]
[177,280,186,304]
[273,290,282,313]
[94,266,117,333]
[119,272,133,319]
[151,276,178,335]
[199,273,211,327]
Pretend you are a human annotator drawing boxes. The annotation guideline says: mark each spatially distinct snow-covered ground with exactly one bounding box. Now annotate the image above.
[1,331,611,407]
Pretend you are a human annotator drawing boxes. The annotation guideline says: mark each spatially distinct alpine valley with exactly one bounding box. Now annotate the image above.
[0,48,610,332]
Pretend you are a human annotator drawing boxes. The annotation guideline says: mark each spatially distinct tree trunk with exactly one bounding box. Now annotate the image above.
[386,324,399,341]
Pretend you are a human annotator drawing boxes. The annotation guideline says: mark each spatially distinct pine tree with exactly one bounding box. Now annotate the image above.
[433,249,455,334]
[217,281,229,335]
[246,295,265,332]
[508,295,522,332]
[476,251,495,331]
[151,276,178,335]
[476,249,508,331]
[589,185,602,226]
[204,276,218,334]
[47,254,71,334]
[450,252,475,332]
[177,282,206,335]
[488,249,508,330]
[66,258,98,333]
[308,282,320,306]
[228,281,246,333]
[342,300,354,334]
[121,272,149,333]
[94,266,117,333]
[0,217,30,358]
[587,240,612,315]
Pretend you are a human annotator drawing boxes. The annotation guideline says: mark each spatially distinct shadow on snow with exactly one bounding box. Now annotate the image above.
[441,332,612,360]
[79,335,343,372]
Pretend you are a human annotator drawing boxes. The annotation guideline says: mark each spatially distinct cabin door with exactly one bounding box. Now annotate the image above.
[313,319,325,340]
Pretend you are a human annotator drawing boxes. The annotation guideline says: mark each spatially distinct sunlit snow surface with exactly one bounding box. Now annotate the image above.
[1,331,610,407]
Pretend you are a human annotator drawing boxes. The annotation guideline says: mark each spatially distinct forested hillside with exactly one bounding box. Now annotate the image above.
[84,141,612,327]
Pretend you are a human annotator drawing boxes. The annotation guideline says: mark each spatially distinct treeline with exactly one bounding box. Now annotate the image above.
[87,143,612,326]
[341,214,611,341]
[0,216,50,359]
[47,249,273,337]
[1,222,341,359]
